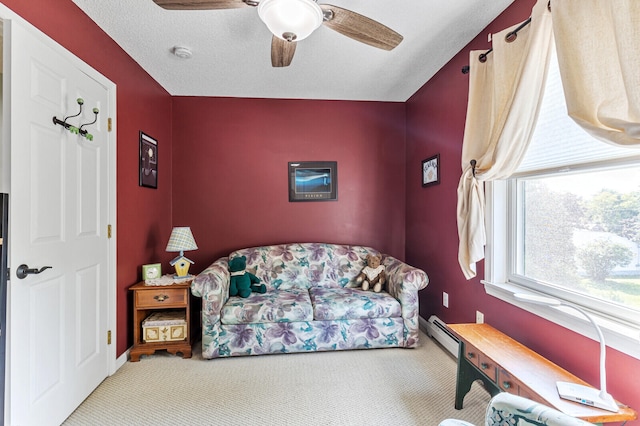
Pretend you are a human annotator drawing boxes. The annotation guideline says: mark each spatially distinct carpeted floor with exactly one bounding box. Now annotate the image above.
[63,332,490,425]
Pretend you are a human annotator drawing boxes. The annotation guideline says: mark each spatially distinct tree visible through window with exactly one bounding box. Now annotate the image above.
[517,168,640,312]
[503,42,640,326]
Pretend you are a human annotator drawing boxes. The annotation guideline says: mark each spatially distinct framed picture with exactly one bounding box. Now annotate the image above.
[288,161,338,202]
[142,263,162,280]
[422,154,440,187]
[139,132,158,189]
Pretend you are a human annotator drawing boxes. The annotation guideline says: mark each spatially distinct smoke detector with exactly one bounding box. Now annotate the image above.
[172,46,193,59]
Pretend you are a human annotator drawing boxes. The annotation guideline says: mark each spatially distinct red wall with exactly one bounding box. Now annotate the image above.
[1,0,174,355]
[171,97,406,269]
[405,0,640,421]
[6,1,639,419]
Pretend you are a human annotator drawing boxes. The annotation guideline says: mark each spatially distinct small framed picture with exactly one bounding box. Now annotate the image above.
[422,154,440,187]
[142,263,162,280]
[288,161,338,202]
[139,132,158,189]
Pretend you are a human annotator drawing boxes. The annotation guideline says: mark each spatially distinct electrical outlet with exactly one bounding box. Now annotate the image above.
[443,292,449,308]
[476,311,484,324]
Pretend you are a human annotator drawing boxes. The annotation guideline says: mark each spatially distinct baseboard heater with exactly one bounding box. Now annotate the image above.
[425,315,459,357]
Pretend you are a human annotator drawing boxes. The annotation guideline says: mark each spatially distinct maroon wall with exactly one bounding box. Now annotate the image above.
[171,97,406,269]
[6,0,639,418]
[2,0,174,355]
[405,0,640,420]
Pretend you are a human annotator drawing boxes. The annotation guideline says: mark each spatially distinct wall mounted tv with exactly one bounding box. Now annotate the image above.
[288,161,337,202]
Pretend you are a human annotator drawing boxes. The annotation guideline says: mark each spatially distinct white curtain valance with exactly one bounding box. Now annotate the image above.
[552,0,640,147]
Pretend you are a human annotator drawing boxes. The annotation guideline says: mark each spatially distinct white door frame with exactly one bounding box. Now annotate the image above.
[0,3,117,423]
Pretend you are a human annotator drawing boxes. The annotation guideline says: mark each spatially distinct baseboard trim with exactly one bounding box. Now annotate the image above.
[419,315,429,334]
[114,348,130,374]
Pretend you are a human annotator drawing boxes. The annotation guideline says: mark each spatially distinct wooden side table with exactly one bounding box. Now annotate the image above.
[129,280,194,362]
[448,323,636,424]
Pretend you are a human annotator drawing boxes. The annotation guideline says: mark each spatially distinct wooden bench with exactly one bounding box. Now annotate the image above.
[448,323,636,424]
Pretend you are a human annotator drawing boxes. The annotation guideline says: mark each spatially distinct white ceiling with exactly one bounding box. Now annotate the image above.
[70,0,513,102]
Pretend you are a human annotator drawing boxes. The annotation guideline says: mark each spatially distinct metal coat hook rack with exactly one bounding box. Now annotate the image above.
[52,98,99,141]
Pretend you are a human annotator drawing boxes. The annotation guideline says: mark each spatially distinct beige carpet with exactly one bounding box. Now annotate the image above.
[63,332,490,425]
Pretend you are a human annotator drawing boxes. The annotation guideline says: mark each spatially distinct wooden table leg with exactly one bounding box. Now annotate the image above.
[455,341,499,409]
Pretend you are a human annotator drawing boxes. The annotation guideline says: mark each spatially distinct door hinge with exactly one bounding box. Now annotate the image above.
[107,224,112,239]
[107,118,112,132]
[107,330,112,345]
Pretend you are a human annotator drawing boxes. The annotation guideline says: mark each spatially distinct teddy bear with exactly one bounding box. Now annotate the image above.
[354,253,386,293]
[228,255,266,298]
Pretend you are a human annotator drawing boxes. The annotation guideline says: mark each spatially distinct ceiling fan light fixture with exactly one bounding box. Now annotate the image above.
[258,0,323,42]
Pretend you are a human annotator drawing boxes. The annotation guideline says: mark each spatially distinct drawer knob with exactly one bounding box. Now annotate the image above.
[502,381,511,389]
[467,352,475,358]
[481,362,489,370]
[154,294,169,302]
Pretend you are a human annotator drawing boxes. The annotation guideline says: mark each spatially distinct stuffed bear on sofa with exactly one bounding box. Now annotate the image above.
[228,255,266,298]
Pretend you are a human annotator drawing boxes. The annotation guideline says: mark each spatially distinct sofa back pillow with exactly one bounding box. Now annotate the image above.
[229,243,380,291]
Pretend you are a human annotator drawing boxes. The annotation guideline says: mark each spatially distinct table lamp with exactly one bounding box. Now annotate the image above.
[165,226,198,278]
[513,293,619,412]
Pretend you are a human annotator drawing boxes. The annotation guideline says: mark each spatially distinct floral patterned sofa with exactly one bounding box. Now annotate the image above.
[191,243,429,359]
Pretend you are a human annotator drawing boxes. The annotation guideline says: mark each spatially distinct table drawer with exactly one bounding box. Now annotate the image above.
[498,368,519,395]
[136,287,187,308]
[464,342,481,368]
[518,383,536,400]
[477,354,497,382]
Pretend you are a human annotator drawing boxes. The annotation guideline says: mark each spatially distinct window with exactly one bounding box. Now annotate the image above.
[484,47,640,359]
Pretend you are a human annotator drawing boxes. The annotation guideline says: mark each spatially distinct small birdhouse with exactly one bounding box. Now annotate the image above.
[170,255,194,278]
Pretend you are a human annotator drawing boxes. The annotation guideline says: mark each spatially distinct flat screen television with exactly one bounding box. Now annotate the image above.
[288,161,337,202]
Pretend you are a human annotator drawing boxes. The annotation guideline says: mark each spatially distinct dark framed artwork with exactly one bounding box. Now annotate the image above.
[288,161,337,202]
[139,132,158,189]
[422,154,440,187]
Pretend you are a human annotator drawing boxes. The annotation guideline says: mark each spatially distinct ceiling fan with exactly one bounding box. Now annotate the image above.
[153,0,403,67]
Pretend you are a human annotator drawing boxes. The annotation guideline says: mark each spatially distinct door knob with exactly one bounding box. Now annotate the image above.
[16,264,52,279]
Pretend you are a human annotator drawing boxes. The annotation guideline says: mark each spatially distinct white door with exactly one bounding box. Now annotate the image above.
[5,19,115,426]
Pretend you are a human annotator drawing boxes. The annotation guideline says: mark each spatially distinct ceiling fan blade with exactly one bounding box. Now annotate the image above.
[153,0,252,10]
[271,36,297,67]
[319,4,403,51]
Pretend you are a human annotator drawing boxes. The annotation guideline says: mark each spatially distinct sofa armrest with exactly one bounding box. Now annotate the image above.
[486,393,594,426]
[191,257,230,298]
[383,256,429,348]
[438,393,595,426]
[191,257,230,359]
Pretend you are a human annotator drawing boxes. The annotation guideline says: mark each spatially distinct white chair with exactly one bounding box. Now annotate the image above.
[439,393,594,426]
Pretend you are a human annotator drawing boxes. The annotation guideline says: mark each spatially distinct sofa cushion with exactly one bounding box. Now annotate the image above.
[309,287,402,320]
[221,288,313,325]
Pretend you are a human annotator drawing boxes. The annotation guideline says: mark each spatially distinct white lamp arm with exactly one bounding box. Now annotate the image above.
[560,303,607,395]
[514,292,618,411]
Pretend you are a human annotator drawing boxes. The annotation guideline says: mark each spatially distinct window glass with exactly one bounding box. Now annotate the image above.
[517,44,632,174]
[514,167,640,313]
[505,44,640,324]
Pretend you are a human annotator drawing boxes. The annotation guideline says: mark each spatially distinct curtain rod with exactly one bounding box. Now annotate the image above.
[461,17,531,74]
[461,2,549,74]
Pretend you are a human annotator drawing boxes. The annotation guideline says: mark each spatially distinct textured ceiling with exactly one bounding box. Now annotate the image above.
[71,0,513,102]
